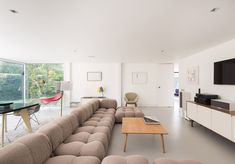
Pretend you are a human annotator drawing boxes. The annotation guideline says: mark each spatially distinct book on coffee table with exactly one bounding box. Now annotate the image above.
[144,116,160,125]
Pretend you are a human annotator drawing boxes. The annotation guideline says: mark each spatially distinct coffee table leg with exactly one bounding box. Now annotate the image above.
[124,133,128,152]
[160,134,166,153]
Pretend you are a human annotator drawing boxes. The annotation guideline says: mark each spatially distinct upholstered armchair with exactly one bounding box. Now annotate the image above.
[124,92,139,107]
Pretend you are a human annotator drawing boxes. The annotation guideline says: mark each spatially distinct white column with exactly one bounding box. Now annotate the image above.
[116,63,122,106]
[63,62,72,107]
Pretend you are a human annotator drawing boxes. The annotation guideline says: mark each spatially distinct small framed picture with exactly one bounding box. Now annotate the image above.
[87,72,102,81]
[132,72,148,84]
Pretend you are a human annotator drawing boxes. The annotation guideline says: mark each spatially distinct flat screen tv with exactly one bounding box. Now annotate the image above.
[214,58,235,85]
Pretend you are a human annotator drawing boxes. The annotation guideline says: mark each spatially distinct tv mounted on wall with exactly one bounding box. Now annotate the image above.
[214,58,235,85]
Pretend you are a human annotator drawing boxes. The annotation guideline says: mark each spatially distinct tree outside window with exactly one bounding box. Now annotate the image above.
[26,64,64,101]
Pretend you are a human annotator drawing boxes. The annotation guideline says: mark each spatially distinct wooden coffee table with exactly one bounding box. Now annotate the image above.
[122,117,168,153]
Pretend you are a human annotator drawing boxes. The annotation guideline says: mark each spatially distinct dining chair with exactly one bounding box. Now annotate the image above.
[14,104,41,130]
[40,91,63,116]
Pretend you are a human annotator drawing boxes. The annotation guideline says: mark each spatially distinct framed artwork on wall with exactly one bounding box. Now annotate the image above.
[87,72,102,81]
[132,72,148,84]
[187,66,199,84]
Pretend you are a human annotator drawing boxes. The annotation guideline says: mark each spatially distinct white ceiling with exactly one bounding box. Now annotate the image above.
[0,0,235,63]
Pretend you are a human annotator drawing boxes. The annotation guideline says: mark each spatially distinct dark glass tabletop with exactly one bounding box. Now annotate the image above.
[0,102,39,114]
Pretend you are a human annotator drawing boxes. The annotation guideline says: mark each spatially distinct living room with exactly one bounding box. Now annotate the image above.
[1,1,235,164]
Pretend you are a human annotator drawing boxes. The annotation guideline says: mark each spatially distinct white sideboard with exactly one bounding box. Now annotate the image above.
[186,101,235,142]
[232,116,235,142]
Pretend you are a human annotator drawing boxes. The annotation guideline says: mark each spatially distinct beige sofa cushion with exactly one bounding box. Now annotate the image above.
[75,126,111,140]
[55,141,105,160]
[65,114,79,131]
[37,123,64,151]
[154,159,202,164]
[0,142,34,164]
[53,117,73,140]
[101,155,149,164]
[44,155,101,164]
[96,108,116,114]
[71,108,86,125]
[88,99,100,113]
[15,133,52,164]
[83,120,113,130]
[71,104,94,125]
[65,132,108,152]
[115,107,144,123]
[99,99,117,109]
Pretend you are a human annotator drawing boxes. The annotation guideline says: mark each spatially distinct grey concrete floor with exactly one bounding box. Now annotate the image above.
[108,106,235,164]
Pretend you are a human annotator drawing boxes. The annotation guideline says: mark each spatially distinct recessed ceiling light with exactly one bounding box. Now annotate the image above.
[9,9,19,14]
[210,8,219,13]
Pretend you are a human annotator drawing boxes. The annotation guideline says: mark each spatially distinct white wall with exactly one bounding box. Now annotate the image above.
[70,62,174,107]
[71,63,121,105]
[179,39,235,101]
[122,63,158,106]
[122,63,174,107]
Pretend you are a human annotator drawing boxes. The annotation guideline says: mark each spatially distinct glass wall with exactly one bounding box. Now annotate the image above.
[26,64,64,100]
[0,60,64,105]
[0,60,24,103]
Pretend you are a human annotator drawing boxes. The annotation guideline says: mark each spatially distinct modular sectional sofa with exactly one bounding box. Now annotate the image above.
[0,99,116,164]
[0,98,201,164]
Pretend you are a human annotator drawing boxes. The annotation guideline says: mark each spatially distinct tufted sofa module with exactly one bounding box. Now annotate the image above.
[115,106,144,123]
[0,99,117,164]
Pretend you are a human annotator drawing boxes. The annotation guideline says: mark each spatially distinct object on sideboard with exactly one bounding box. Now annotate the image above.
[211,99,235,111]
[194,93,218,105]
[198,88,201,94]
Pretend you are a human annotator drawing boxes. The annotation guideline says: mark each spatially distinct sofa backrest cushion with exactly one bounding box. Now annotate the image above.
[64,114,79,132]
[71,107,83,125]
[15,133,52,164]
[88,99,100,112]
[83,103,94,118]
[72,107,88,125]
[0,142,34,164]
[53,116,74,140]
[71,103,94,125]
[37,123,64,151]
[99,99,117,109]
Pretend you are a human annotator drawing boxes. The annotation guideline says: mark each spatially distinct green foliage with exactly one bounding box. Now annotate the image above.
[0,61,24,102]
[0,61,23,74]
[0,74,23,101]
[26,64,63,99]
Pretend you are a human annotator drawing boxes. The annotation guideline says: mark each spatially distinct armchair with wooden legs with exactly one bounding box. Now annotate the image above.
[124,92,139,107]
